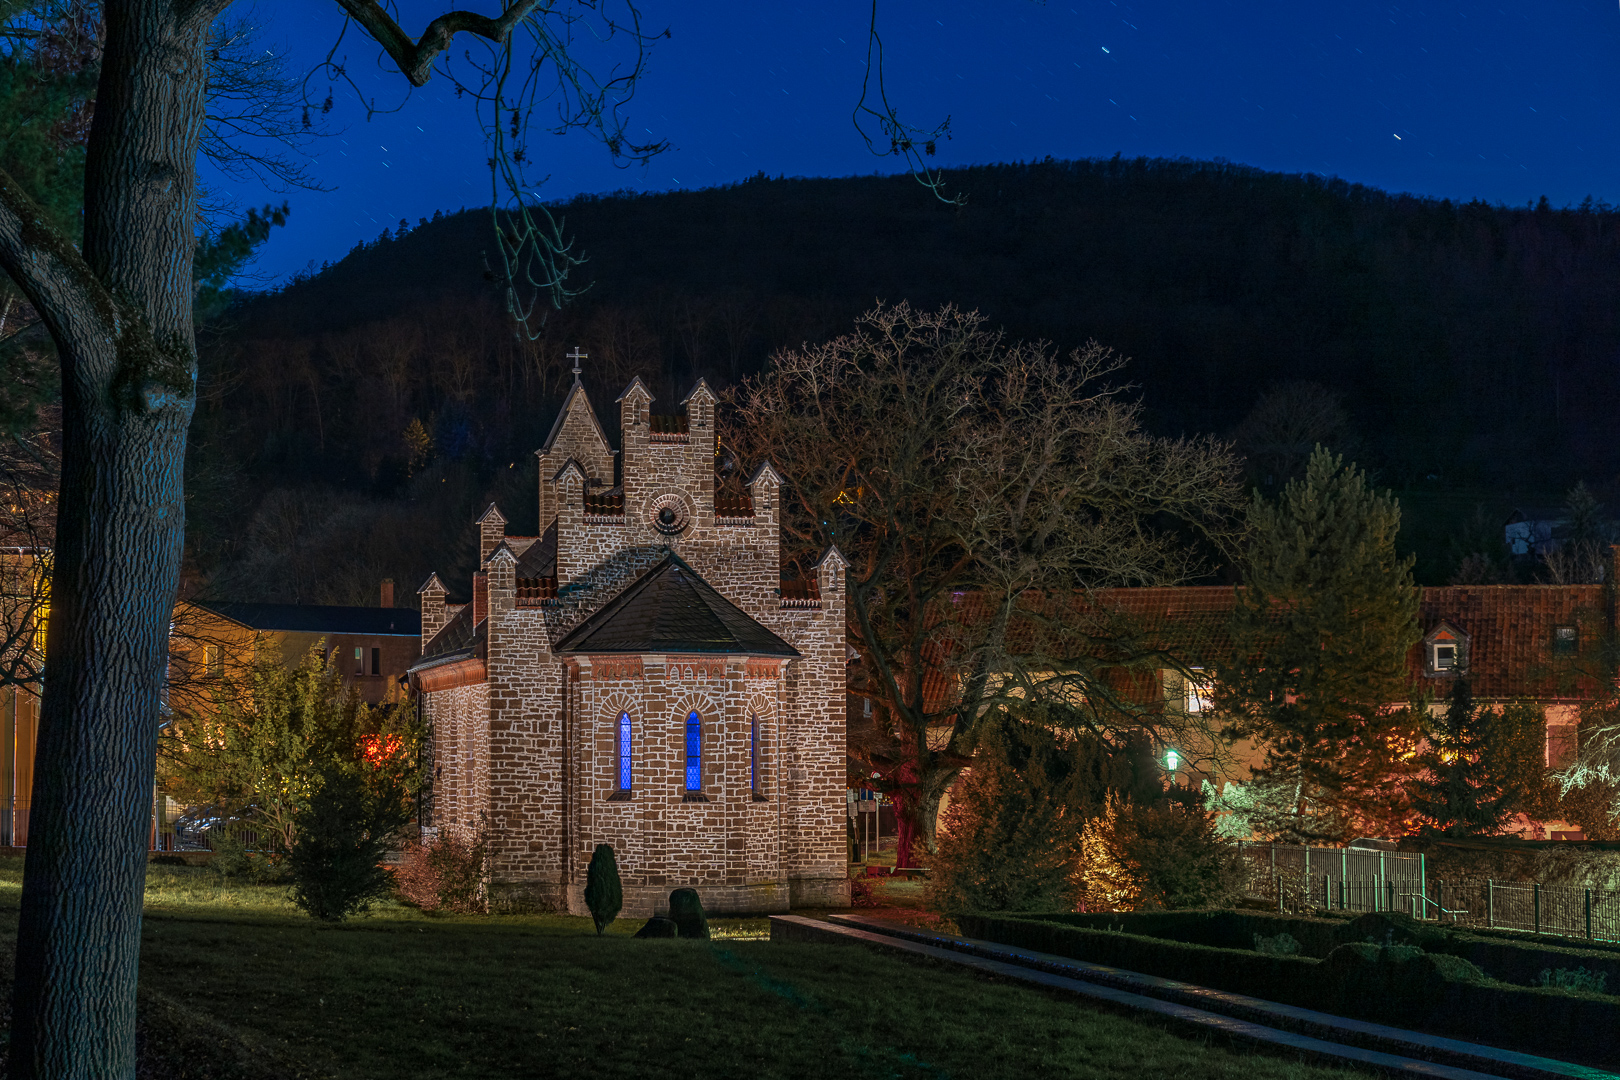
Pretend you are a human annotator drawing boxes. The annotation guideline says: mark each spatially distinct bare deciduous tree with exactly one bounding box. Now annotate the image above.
[727,304,1245,866]
[1231,380,1355,490]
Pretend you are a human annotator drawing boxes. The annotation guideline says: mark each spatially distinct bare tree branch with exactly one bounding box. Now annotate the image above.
[0,167,120,356]
[330,0,548,87]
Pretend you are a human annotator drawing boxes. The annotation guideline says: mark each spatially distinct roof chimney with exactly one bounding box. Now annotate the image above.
[472,572,489,628]
[380,578,395,608]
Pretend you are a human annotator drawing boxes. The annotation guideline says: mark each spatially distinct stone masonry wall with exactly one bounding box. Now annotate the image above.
[558,655,791,916]
[424,681,489,841]
[427,376,848,913]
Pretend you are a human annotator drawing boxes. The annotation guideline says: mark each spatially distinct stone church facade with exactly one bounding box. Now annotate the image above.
[409,374,850,915]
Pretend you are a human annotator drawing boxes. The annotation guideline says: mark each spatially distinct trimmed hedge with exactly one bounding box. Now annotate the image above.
[1031,910,1345,958]
[958,913,1620,1068]
[1035,908,1620,989]
[1330,911,1620,991]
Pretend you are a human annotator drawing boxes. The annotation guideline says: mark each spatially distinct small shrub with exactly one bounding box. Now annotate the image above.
[287,769,395,922]
[850,878,879,907]
[394,830,487,913]
[209,832,254,880]
[1335,911,1456,954]
[1253,932,1300,956]
[1538,967,1609,994]
[668,888,709,939]
[585,844,623,934]
[1078,791,1246,911]
[931,719,1090,913]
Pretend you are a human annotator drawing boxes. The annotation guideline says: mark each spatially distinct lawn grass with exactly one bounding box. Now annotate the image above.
[0,858,1372,1079]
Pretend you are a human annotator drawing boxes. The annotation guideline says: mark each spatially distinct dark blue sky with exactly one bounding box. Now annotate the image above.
[214,1,1620,282]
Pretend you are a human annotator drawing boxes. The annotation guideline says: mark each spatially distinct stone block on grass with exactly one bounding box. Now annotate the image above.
[634,916,679,938]
[669,888,709,939]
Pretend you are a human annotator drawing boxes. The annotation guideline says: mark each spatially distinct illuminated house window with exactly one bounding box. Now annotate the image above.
[1554,625,1578,656]
[685,711,703,792]
[205,644,223,677]
[353,646,363,676]
[1423,622,1469,676]
[1184,669,1212,713]
[618,712,633,791]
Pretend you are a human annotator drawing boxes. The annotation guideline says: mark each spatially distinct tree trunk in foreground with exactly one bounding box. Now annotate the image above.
[0,4,209,1076]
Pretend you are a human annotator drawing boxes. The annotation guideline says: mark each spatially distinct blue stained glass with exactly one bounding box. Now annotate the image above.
[685,711,702,790]
[618,712,632,790]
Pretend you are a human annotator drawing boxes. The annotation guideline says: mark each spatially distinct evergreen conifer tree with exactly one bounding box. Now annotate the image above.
[1411,680,1544,836]
[286,767,397,922]
[584,844,623,935]
[1216,447,1421,841]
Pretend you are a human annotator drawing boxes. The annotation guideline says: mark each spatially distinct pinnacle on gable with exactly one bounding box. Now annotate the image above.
[539,378,611,455]
[551,457,587,485]
[418,571,446,594]
[747,460,785,488]
[615,376,653,404]
[477,502,507,525]
[678,378,717,406]
[815,545,849,572]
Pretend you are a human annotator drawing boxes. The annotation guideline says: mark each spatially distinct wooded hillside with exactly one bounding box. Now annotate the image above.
[194,157,1620,602]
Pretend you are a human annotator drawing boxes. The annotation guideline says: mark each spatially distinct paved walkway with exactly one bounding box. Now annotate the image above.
[769,914,1618,1080]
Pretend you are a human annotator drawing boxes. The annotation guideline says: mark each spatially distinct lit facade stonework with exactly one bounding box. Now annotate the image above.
[410,376,850,915]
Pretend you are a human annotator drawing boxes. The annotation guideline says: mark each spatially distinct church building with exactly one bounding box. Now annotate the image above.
[408,367,850,915]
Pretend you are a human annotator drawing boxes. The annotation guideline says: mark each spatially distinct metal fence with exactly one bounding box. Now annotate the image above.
[1238,841,1428,914]
[1238,842,1620,943]
[1421,879,1620,942]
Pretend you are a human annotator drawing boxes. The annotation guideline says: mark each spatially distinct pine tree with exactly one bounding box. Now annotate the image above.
[1410,679,1539,837]
[286,767,397,922]
[930,717,1092,913]
[584,844,623,935]
[1216,447,1422,841]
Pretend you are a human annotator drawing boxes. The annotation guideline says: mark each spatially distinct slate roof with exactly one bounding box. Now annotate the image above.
[417,604,482,664]
[555,554,799,657]
[514,520,558,579]
[200,602,420,637]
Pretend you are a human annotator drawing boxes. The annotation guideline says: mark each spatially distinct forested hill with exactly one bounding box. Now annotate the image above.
[195,157,1620,602]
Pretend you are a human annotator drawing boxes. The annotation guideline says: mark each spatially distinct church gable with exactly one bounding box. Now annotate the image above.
[556,554,799,657]
[412,361,849,918]
[536,363,616,528]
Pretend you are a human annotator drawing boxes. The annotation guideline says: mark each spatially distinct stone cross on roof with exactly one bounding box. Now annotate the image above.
[567,347,587,381]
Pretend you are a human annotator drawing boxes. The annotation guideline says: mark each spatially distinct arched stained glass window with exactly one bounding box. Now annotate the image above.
[749,714,760,795]
[617,712,633,791]
[685,711,703,791]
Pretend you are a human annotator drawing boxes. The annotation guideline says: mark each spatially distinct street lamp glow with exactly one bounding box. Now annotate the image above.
[1165,749,1179,772]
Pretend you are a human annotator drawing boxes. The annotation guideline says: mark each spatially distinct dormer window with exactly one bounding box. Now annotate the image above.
[1185,668,1212,713]
[1423,622,1469,677]
[1554,625,1578,656]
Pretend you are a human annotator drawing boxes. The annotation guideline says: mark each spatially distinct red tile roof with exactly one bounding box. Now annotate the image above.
[1417,585,1607,701]
[899,584,1614,713]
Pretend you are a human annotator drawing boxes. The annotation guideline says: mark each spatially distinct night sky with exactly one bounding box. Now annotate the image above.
[213,1,1620,283]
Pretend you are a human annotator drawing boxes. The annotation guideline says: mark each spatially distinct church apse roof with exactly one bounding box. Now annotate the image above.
[556,554,799,658]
